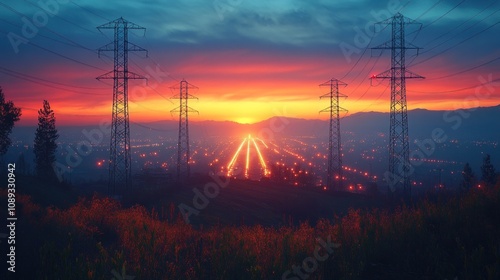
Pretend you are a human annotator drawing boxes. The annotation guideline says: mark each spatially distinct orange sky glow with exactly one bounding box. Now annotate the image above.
[4,50,499,126]
[1,1,499,126]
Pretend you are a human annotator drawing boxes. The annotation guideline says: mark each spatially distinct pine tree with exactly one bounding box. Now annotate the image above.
[461,162,475,191]
[480,154,497,186]
[34,100,59,179]
[0,87,22,156]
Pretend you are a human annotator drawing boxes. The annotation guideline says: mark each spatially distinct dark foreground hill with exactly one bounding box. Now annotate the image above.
[1,176,499,279]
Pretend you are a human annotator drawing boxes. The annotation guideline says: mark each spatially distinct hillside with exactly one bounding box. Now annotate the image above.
[8,105,500,145]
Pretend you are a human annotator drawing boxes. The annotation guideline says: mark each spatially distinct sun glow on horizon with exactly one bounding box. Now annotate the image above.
[233,117,256,124]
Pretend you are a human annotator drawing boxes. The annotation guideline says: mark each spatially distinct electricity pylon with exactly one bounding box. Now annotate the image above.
[370,13,424,198]
[320,78,347,191]
[97,17,147,195]
[170,79,198,181]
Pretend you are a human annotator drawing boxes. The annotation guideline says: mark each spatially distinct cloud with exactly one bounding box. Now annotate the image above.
[0,0,498,125]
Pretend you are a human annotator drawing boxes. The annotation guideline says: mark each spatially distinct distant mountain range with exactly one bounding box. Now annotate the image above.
[10,104,500,144]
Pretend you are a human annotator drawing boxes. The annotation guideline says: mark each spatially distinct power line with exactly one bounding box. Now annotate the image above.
[410,20,500,68]
[24,0,99,35]
[337,0,418,83]
[341,0,443,102]
[339,34,378,82]
[427,55,500,81]
[0,29,106,71]
[406,0,466,46]
[422,0,466,28]
[0,67,107,96]
[142,45,181,82]
[130,121,178,133]
[0,4,175,107]
[408,78,500,94]
[405,0,470,66]
[127,56,175,104]
[346,50,384,97]
[409,7,500,67]
[345,1,499,113]
[419,1,498,49]
[68,0,181,88]
[0,2,98,53]
[0,66,107,90]
[357,83,390,113]
[70,1,110,22]
[0,18,91,51]
[73,7,180,105]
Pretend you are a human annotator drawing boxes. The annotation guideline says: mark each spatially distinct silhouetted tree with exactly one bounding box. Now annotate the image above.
[0,87,22,156]
[481,154,497,186]
[461,162,475,192]
[34,100,59,179]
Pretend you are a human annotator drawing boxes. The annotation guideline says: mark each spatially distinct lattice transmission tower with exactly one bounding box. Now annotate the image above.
[97,17,147,195]
[320,78,347,191]
[370,13,424,198]
[171,80,198,180]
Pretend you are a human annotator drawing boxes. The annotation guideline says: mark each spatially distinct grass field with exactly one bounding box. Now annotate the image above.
[122,177,385,227]
[1,175,499,279]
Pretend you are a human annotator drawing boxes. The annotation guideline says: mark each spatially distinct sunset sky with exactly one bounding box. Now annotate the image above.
[0,0,499,125]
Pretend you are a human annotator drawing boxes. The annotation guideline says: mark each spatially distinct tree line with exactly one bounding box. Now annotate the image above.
[461,154,497,191]
[1,87,59,181]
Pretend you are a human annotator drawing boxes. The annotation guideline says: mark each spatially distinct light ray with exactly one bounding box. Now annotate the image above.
[227,137,247,176]
[245,134,251,178]
[252,138,269,176]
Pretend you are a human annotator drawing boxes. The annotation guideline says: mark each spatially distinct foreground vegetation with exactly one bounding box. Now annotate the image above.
[1,182,499,280]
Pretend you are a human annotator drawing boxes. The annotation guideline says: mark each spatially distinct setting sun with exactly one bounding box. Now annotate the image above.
[233,117,255,124]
